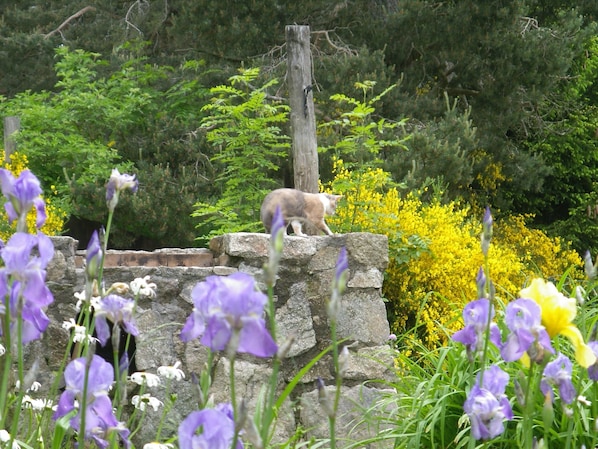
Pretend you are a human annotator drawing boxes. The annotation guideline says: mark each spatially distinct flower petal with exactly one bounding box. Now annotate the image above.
[560,326,597,368]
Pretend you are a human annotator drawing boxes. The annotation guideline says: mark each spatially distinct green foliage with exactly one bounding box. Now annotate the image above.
[386,334,471,449]
[0,47,136,203]
[344,0,595,211]
[192,68,290,245]
[510,36,598,254]
[0,45,215,248]
[384,95,484,204]
[319,80,409,171]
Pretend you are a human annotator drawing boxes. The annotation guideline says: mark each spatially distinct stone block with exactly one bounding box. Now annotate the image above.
[341,345,397,383]
[347,268,384,289]
[336,291,390,345]
[345,232,389,271]
[220,232,270,259]
[275,282,317,357]
[308,245,343,272]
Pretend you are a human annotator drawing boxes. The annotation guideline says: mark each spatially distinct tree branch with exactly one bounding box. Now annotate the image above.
[44,6,96,40]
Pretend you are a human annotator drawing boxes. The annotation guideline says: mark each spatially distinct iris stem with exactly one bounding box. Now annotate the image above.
[0,293,12,429]
[9,299,25,444]
[478,257,492,388]
[260,282,280,445]
[523,361,537,449]
[229,354,240,449]
[155,379,174,442]
[329,317,341,449]
[79,354,92,448]
[98,209,115,292]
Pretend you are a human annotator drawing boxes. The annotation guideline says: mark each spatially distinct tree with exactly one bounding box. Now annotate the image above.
[510,36,598,253]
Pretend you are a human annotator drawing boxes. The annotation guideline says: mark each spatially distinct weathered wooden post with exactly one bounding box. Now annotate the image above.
[3,116,20,164]
[286,25,319,193]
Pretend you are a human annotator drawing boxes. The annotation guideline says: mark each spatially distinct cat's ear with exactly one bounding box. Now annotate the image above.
[335,195,343,201]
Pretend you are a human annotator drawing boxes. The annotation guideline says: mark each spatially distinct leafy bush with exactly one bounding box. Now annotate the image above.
[0,46,214,248]
[192,68,290,245]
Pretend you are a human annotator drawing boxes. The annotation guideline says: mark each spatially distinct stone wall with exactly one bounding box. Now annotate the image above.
[36,232,395,447]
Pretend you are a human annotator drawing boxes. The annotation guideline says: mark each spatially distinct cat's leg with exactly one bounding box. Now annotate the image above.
[318,220,334,236]
[290,220,307,237]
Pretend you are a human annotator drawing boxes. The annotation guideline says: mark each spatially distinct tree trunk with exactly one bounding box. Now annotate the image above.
[3,116,20,164]
[286,25,319,193]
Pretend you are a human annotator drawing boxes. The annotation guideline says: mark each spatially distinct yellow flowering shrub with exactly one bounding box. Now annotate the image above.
[495,214,582,281]
[0,151,66,241]
[324,158,583,350]
[323,157,401,234]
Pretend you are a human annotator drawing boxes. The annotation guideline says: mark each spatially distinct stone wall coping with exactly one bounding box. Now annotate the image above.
[75,247,215,268]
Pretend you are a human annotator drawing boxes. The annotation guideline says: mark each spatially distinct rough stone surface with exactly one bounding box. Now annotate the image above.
[300,385,397,448]
[336,290,391,345]
[347,268,384,289]
[342,345,397,383]
[36,233,391,447]
[275,282,317,357]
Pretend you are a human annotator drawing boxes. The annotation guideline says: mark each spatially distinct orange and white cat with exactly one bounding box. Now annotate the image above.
[260,188,343,236]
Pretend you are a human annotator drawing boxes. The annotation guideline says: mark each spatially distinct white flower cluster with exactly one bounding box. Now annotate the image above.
[132,393,163,412]
[130,276,157,298]
[62,319,98,345]
[130,372,161,388]
[130,361,186,387]
[0,429,20,449]
[74,290,101,311]
[143,443,174,449]
[74,275,157,312]
[157,361,185,381]
[22,395,53,411]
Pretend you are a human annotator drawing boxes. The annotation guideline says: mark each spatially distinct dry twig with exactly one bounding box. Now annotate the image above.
[44,6,96,40]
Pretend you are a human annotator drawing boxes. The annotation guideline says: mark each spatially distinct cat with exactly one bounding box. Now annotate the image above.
[260,188,343,236]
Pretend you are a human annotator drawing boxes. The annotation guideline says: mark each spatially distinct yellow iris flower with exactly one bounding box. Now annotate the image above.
[520,278,596,368]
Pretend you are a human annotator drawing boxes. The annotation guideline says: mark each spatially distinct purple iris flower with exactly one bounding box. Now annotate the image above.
[85,230,103,280]
[464,365,513,440]
[0,232,54,343]
[328,247,349,321]
[481,206,493,256]
[0,278,43,342]
[334,247,349,286]
[0,168,46,229]
[588,341,598,380]
[541,353,576,404]
[501,298,554,363]
[179,403,242,449]
[265,206,285,286]
[53,355,130,448]
[180,272,277,358]
[271,205,285,239]
[452,299,501,360]
[94,294,139,347]
[476,267,486,298]
[106,169,138,212]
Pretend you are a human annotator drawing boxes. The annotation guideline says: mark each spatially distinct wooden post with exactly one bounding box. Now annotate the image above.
[286,25,319,193]
[3,116,20,164]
